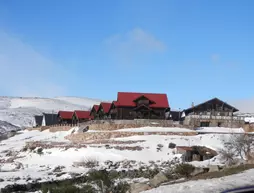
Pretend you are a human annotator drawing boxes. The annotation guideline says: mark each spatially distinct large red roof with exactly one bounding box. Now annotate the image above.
[100,102,112,113]
[74,110,93,119]
[58,111,73,119]
[115,92,169,108]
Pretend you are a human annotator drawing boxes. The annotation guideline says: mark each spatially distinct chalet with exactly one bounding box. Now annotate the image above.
[42,113,58,126]
[72,110,93,124]
[97,102,112,119]
[109,92,170,120]
[33,115,43,127]
[90,105,99,119]
[57,111,73,124]
[182,98,244,127]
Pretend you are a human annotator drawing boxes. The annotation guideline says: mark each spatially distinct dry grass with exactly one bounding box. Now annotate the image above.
[191,164,254,180]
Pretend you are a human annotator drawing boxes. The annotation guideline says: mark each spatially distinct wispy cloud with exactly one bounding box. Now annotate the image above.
[104,28,166,66]
[0,31,68,97]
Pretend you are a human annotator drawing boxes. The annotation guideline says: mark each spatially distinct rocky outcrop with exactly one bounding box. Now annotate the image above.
[128,183,151,193]
[149,172,168,187]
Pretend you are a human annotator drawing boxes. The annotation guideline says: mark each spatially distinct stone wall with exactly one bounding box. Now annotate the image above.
[80,119,187,131]
[49,126,72,132]
[183,117,245,128]
[65,131,197,143]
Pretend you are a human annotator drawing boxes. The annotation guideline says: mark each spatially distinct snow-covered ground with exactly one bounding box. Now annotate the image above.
[142,169,254,193]
[114,127,196,133]
[0,96,102,131]
[195,127,245,133]
[0,127,233,189]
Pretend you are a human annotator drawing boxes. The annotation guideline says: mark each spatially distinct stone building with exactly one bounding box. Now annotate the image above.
[182,98,245,128]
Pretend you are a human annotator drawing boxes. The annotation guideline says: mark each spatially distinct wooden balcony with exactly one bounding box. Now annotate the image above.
[187,114,244,121]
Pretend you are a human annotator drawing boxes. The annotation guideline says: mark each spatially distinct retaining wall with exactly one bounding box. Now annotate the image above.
[65,131,197,143]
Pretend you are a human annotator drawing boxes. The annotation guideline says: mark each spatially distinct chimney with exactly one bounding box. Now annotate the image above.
[191,102,194,107]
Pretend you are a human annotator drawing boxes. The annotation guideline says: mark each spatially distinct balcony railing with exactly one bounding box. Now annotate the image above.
[187,114,244,120]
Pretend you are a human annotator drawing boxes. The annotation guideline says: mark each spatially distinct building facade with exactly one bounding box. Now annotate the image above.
[109,92,170,120]
[182,98,244,127]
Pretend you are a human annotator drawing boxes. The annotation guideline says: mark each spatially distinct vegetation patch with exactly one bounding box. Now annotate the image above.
[191,164,254,180]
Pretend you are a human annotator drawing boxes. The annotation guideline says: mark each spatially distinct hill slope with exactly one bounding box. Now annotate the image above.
[0,96,103,131]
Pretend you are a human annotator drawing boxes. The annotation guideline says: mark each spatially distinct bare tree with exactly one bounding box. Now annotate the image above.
[220,134,254,165]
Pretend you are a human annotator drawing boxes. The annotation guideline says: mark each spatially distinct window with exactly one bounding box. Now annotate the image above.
[200,122,210,127]
[137,99,149,105]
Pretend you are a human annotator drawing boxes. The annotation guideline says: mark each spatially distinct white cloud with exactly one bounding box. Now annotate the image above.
[104,28,166,66]
[0,31,68,97]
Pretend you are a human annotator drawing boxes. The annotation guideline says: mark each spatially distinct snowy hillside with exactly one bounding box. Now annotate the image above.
[0,96,103,130]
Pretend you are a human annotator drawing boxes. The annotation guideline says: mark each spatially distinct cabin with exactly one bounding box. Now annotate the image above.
[97,102,112,119]
[170,110,184,122]
[57,111,73,124]
[109,92,170,120]
[182,98,244,127]
[33,115,43,127]
[72,110,93,124]
[42,113,58,126]
[90,105,99,119]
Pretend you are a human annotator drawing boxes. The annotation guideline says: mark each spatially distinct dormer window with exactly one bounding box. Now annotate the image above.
[133,95,155,106]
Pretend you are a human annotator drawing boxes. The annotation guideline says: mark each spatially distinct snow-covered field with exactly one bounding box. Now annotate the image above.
[142,169,254,193]
[195,127,245,133]
[0,126,233,189]
[0,96,102,131]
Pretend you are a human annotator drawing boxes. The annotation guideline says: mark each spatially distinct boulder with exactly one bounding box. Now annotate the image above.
[191,167,204,176]
[129,183,151,193]
[149,172,168,187]
[208,165,219,172]
[168,143,176,149]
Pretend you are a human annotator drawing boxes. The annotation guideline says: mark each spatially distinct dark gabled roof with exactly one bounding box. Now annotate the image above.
[114,92,169,108]
[34,115,43,126]
[184,97,239,113]
[170,111,182,121]
[43,113,58,126]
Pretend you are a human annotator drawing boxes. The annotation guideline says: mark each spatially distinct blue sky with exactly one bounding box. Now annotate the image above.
[0,0,253,109]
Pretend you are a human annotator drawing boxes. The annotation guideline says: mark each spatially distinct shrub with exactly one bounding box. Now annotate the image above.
[168,143,176,149]
[111,182,130,193]
[41,183,79,193]
[37,147,43,155]
[174,163,195,178]
[81,157,99,168]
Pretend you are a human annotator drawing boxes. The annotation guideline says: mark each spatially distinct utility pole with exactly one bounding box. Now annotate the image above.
[179,108,181,123]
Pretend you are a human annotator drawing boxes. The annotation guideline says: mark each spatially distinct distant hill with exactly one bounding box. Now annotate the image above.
[0,96,103,132]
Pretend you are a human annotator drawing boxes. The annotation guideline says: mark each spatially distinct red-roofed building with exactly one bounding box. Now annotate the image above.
[73,110,93,124]
[97,102,112,119]
[58,111,73,124]
[90,105,100,119]
[109,92,170,120]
